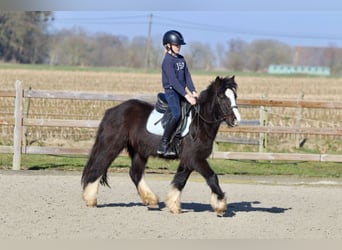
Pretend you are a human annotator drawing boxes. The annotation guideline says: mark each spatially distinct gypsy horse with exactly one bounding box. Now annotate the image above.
[81,76,241,216]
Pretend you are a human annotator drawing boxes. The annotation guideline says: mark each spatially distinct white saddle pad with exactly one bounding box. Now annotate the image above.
[146,109,192,137]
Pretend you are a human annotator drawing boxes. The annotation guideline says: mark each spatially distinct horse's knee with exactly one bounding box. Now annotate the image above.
[82,177,101,207]
[137,178,159,208]
[165,186,182,214]
[210,193,227,216]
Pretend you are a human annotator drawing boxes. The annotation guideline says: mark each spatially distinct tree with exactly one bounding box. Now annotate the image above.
[324,45,342,75]
[184,42,215,70]
[247,39,292,72]
[0,11,53,63]
[91,33,127,67]
[49,28,90,66]
[222,39,248,71]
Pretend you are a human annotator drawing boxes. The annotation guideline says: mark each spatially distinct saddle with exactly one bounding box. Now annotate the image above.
[146,93,192,156]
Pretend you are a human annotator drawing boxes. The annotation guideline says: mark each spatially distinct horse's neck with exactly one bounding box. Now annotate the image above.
[195,105,221,140]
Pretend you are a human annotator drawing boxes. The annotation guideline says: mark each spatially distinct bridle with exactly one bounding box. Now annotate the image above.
[193,94,238,125]
[190,92,239,141]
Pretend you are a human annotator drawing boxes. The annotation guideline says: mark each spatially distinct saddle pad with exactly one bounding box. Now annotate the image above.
[146,109,191,137]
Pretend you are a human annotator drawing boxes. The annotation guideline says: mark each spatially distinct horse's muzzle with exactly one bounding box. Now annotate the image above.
[232,107,241,126]
[232,118,239,127]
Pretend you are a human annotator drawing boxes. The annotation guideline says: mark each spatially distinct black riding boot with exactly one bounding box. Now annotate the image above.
[157,118,178,156]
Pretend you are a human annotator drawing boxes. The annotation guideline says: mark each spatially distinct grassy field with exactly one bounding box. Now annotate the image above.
[0,153,341,178]
[0,64,341,177]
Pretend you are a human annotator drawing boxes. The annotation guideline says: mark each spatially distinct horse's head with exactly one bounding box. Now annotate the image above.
[200,75,241,127]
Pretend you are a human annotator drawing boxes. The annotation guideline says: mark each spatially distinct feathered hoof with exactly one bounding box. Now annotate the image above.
[165,199,182,214]
[211,193,227,216]
[165,188,182,214]
[83,195,97,207]
[82,178,100,208]
[137,178,159,209]
[143,196,160,209]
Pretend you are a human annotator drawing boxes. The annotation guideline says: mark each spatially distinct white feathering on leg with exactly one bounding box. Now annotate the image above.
[165,186,182,214]
[210,193,227,216]
[137,177,159,208]
[82,177,101,207]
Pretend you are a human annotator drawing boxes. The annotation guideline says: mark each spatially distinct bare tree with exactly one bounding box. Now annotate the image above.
[324,45,342,75]
[184,42,215,70]
[222,39,248,71]
[49,28,90,66]
[247,39,292,72]
[126,36,147,68]
[215,43,227,69]
[89,33,127,67]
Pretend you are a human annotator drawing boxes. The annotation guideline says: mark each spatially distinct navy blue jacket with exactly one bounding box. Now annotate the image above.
[161,53,196,97]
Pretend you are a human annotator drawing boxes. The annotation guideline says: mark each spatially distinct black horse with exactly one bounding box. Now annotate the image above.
[81,76,240,216]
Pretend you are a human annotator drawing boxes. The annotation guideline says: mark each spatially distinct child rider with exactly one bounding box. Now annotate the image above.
[157,30,198,157]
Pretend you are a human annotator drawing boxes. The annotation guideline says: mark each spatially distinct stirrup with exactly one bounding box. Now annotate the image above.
[163,147,177,158]
[157,142,168,155]
[164,150,176,157]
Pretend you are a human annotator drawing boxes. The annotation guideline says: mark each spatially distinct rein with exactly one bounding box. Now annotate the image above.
[193,96,238,124]
[191,96,238,141]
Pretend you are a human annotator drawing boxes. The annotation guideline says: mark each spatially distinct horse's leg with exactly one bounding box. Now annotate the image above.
[165,163,192,214]
[82,151,118,207]
[82,126,126,207]
[129,151,159,208]
[195,159,227,216]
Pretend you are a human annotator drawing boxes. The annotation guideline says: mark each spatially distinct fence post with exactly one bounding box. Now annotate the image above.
[12,80,23,170]
[259,94,269,152]
[295,91,304,148]
[23,86,32,151]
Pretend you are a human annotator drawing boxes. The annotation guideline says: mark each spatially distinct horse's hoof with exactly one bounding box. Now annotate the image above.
[85,199,97,207]
[142,195,159,208]
[83,193,97,207]
[211,193,227,216]
[170,208,182,214]
[147,203,160,211]
[215,208,226,217]
[165,202,182,214]
[146,201,160,209]
[165,187,182,214]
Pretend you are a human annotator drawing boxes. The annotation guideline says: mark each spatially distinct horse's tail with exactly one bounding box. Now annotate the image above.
[81,107,127,190]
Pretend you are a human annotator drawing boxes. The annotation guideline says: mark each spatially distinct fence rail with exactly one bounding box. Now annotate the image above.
[1,80,342,170]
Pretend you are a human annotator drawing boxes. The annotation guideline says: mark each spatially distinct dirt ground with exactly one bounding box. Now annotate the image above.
[0,170,341,239]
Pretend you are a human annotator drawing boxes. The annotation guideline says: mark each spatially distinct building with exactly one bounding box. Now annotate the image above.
[268,64,330,76]
[268,46,342,76]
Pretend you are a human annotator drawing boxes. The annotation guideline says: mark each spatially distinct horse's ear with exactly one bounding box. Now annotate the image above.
[215,76,220,81]
[231,75,235,80]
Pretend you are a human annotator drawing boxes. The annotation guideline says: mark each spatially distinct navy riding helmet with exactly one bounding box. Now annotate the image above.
[162,30,186,46]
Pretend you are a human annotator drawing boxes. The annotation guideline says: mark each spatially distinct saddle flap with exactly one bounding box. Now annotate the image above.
[146,95,192,138]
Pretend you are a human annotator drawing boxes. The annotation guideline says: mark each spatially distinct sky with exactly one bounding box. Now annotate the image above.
[2,0,342,48]
[50,10,342,49]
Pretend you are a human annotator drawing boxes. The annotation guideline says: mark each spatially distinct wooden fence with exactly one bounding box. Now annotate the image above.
[1,80,342,170]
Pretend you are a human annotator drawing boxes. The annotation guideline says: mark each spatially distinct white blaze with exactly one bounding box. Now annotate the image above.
[225,88,241,122]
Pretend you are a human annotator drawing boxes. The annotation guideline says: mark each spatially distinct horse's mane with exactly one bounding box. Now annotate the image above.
[198,76,237,105]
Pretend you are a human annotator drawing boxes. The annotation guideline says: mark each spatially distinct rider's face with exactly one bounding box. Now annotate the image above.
[171,44,181,54]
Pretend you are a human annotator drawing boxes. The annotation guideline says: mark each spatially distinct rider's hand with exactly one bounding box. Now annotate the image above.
[192,91,199,98]
[185,94,197,105]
